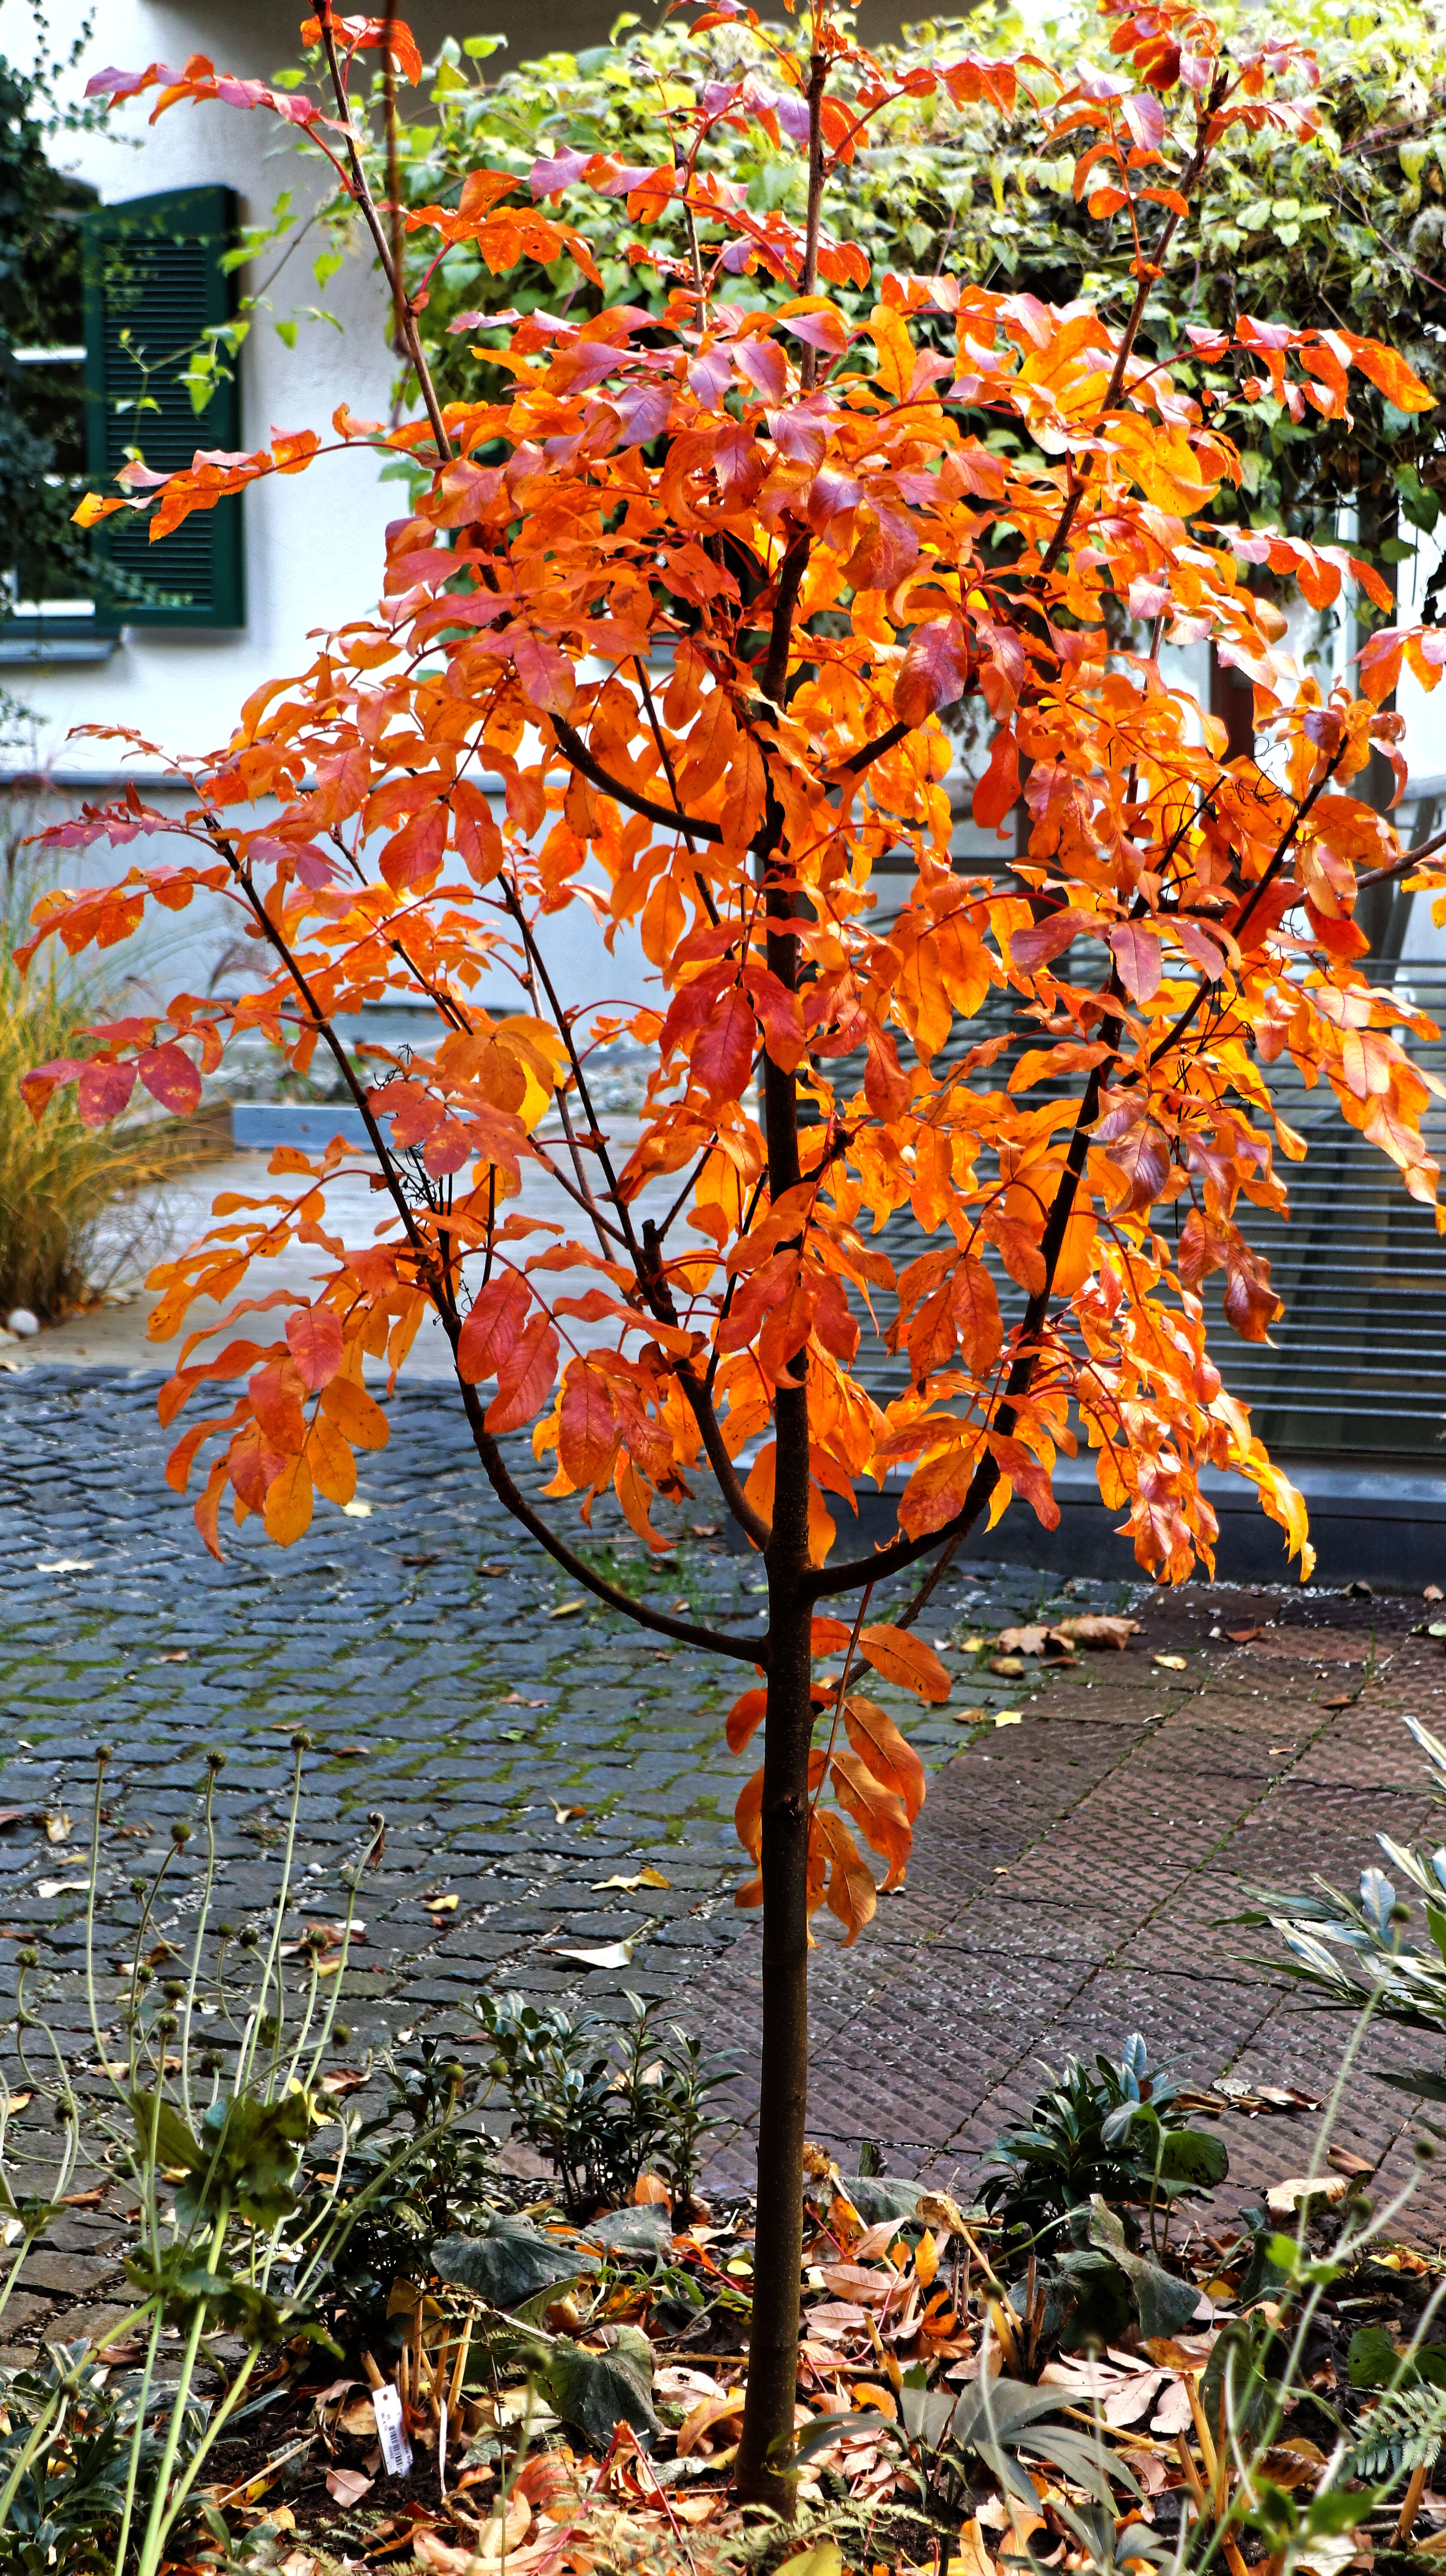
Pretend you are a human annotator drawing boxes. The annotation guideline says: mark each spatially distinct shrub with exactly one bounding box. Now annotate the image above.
[0,809,222,1318]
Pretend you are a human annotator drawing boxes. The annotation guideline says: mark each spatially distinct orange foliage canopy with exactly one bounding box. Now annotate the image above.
[24,0,1446,1950]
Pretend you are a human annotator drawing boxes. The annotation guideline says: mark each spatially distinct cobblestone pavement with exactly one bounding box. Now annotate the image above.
[3,1361,1446,2349]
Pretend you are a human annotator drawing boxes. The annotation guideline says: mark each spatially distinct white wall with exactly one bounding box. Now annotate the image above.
[1,0,654,1017]
[4,0,400,776]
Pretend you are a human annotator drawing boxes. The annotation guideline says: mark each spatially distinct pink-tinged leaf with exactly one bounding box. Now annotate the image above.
[895,617,972,728]
[513,633,576,715]
[1109,922,1163,1005]
[286,1306,344,1392]
[1121,93,1165,150]
[457,1270,532,1384]
[138,1044,201,1116]
[733,337,788,403]
[484,1315,559,1434]
[1010,909,1092,976]
[77,1060,138,1127]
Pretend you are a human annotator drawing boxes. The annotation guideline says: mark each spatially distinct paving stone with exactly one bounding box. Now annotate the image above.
[6,1366,1446,2235]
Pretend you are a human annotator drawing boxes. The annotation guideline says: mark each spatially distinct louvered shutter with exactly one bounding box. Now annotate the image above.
[82,186,245,628]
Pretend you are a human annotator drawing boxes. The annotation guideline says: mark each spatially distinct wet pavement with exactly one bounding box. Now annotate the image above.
[4,1359,1446,2354]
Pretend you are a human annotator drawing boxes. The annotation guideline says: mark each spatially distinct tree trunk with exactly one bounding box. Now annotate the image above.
[735,880,812,2511]
[734,1396,813,2510]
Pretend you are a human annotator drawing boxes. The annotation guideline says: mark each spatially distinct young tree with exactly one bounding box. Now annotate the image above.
[21,0,1446,2508]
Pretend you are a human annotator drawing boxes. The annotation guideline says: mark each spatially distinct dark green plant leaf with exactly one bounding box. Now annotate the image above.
[1156,2128,1229,2190]
[433,2216,597,2309]
[537,2323,657,2442]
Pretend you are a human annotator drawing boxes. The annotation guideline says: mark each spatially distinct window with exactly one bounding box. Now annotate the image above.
[0,183,244,661]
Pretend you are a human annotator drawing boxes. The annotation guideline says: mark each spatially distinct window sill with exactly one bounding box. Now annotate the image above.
[0,632,121,664]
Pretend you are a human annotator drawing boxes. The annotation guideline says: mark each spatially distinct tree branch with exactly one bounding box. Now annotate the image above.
[551,715,723,844]
[454,1379,768,1662]
[317,0,452,461]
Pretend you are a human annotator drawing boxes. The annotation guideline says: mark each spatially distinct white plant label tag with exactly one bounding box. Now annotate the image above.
[372,2384,413,2479]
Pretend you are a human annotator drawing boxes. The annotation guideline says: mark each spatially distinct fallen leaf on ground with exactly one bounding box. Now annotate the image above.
[1225,1626,1267,1643]
[1327,2147,1373,2178]
[423,1893,459,1913]
[591,1868,670,1890]
[1154,1653,1188,1670]
[547,1598,586,1619]
[0,1810,27,1829]
[549,1939,633,1968]
[1321,1693,1355,1709]
[994,1710,1024,1727]
[326,2466,373,2507]
[550,1803,587,1824]
[36,1878,91,1900]
[998,1625,1050,1656]
[1055,1614,1139,1649]
[501,1693,547,1708]
[341,1499,372,1517]
[158,1649,189,1662]
[989,1655,1024,1677]
[1267,2173,1348,2216]
[951,1706,988,1723]
[1426,1585,1443,1602]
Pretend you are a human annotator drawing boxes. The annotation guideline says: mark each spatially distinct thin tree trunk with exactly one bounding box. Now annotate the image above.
[733,1463,812,2508]
[735,838,812,2509]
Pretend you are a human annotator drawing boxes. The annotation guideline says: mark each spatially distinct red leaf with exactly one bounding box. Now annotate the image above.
[485,1315,559,1434]
[895,617,972,728]
[456,1270,530,1384]
[138,1043,201,1115]
[77,1060,137,1127]
[559,1360,620,1487]
[691,985,755,1104]
[972,725,1021,827]
[285,1306,344,1392]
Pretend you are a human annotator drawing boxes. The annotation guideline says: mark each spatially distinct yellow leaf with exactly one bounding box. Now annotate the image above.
[1154,1653,1188,1671]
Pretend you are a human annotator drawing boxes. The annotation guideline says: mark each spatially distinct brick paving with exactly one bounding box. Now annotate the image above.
[3,1361,1446,2351]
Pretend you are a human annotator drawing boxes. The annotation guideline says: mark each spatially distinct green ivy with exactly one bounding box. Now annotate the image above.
[274,0,1446,570]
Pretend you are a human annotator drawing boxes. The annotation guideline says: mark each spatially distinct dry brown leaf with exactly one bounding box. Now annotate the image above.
[326,2465,373,2507]
[1054,1614,1139,1649]
[989,1656,1025,1678]
[43,1813,71,1844]
[997,1624,1051,1656]
[1225,1626,1267,1643]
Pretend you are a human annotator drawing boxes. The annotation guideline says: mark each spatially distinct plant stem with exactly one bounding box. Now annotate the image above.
[136,2196,231,2576]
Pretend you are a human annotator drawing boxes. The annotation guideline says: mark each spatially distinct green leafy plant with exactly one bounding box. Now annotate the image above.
[301,2038,499,2348]
[474,1990,726,2220]
[262,0,1446,570]
[0,1744,495,2576]
[1250,1714,1446,2103]
[976,2034,1225,2251]
[0,2341,203,2576]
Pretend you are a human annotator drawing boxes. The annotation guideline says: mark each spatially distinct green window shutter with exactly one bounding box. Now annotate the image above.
[82,185,245,629]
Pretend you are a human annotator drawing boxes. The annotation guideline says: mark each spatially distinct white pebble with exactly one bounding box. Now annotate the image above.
[5,1309,39,1337]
